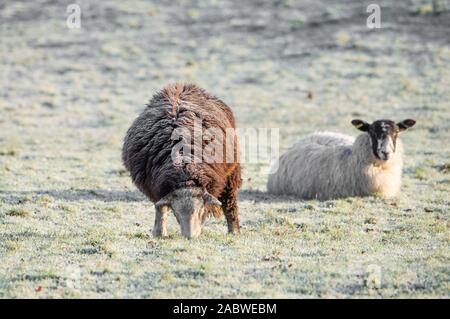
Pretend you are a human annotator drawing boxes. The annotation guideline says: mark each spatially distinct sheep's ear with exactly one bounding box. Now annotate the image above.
[351,119,370,132]
[397,119,416,132]
[203,192,221,207]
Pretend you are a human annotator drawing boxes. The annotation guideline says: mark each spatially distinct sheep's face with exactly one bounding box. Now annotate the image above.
[155,187,221,239]
[352,119,416,161]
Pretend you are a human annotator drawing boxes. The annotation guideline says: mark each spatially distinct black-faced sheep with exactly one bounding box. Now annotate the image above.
[267,119,416,200]
[122,83,242,238]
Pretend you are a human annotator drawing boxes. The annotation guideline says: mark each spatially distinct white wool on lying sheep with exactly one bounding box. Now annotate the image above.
[267,119,415,200]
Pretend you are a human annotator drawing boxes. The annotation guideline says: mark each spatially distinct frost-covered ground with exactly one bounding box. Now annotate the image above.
[0,0,449,298]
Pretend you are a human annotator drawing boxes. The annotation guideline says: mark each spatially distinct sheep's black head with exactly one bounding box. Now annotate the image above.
[155,187,222,238]
[352,119,416,161]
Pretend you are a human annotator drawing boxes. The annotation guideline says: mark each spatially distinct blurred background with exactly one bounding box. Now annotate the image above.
[1,0,449,187]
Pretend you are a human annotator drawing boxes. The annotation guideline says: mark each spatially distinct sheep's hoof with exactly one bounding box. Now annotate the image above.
[227,227,240,235]
[152,229,168,238]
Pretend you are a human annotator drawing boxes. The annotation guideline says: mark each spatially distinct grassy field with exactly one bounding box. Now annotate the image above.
[0,0,449,298]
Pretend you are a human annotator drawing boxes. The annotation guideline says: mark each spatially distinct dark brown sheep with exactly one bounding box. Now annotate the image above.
[122,83,242,238]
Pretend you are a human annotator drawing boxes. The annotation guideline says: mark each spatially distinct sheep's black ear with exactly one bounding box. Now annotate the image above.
[203,192,221,207]
[397,119,416,132]
[351,119,370,132]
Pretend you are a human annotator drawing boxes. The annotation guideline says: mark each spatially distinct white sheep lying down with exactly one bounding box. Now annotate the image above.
[267,119,416,200]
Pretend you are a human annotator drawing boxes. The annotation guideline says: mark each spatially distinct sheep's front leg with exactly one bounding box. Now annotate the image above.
[224,198,239,234]
[152,205,169,237]
[221,168,242,234]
